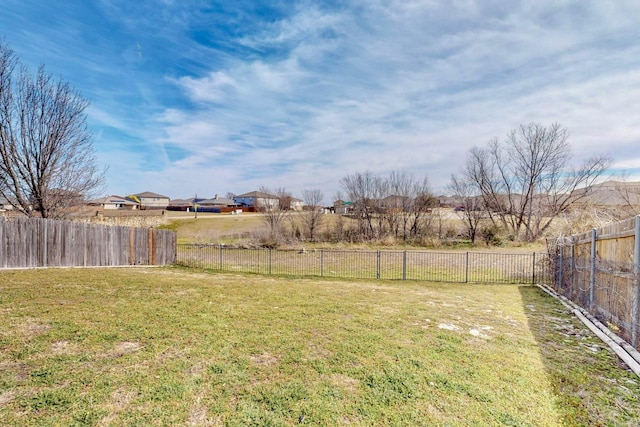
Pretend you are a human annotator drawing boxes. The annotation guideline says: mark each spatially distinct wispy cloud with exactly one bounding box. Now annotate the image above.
[1,0,639,199]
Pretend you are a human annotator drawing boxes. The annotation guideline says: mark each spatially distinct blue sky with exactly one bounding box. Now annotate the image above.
[2,1,639,202]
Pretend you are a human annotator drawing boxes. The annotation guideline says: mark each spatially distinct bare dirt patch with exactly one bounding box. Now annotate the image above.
[98,388,137,426]
[17,317,50,337]
[330,374,360,395]
[0,391,15,406]
[109,341,143,358]
[50,340,79,354]
[250,352,279,366]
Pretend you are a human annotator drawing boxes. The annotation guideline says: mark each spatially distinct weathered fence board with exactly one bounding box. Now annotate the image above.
[0,217,176,268]
[554,215,640,350]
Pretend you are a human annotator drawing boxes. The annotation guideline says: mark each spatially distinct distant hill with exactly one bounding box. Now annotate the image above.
[574,180,640,207]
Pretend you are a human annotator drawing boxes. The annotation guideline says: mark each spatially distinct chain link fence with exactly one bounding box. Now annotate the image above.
[177,244,552,284]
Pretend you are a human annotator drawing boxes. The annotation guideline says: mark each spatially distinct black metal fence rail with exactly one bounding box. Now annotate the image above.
[177,244,552,284]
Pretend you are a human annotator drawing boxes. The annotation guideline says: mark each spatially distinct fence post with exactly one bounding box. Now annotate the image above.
[320,249,324,277]
[557,246,563,291]
[570,236,575,293]
[465,252,469,283]
[531,252,536,284]
[129,228,135,265]
[43,220,48,268]
[590,228,597,311]
[83,222,87,267]
[632,215,640,347]
[148,228,156,265]
[269,248,272,275]
[376,250,380,279]
[402,250,407,281]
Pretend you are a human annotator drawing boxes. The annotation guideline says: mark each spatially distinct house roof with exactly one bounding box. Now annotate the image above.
[198,196,237,206]
[87,195,138,206]
[134,191,170,199]
[235,191,278,199]
[167,198,193,206]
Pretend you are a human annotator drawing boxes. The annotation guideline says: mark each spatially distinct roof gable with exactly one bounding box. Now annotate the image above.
[88,195,138,205]
[134,191,170,199]
[235,191,277,199]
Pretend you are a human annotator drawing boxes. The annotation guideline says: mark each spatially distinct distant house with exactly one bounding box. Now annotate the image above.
[193,195,239,213]
[166,198,194,211]
[234,191,280,211]
[0,197,15,211]
[199,195,238,208]
[87,195,139,210]
[380,195,410,210]
[133,191,170,210]
[333,200,353,215]
[289,197,304,211]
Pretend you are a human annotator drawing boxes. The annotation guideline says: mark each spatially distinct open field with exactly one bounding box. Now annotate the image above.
[1,268,638,426]
[161,212,266,244]
[160,211,546,252]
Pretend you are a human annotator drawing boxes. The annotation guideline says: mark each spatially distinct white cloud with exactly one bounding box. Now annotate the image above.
[148,0,640,199]
[178,71,238,103]
[9,0,636,200]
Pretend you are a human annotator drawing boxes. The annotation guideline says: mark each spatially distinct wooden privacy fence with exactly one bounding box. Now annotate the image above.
[0,217,176,268]
[553,215,640,350]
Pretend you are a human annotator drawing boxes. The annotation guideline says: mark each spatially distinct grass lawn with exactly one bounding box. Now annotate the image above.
[0,268,638,426]
[160,213,266,245]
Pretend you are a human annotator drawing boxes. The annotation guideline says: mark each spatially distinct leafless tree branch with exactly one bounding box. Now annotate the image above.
[0,41,105,218]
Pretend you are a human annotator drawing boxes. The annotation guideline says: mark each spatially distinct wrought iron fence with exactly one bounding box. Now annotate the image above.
[177,244,552,284]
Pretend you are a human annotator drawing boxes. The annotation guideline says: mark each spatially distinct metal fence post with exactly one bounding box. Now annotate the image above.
[531,252,536,284]
[465,252,469,283]
[219,244,223,270]
[570,236,575,293]
[557,247,563,291]
[376,250,380,279]
[402,251,407,281]
[269,248,272,275]
[632,215,640,347]
[590,228,597,311]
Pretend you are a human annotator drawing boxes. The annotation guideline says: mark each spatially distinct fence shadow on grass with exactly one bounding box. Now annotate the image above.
[517,286,640,425]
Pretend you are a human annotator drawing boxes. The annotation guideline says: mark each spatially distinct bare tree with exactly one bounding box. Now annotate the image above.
[330,190,347,242]
[301,188,324,241]
[386,170,412,239]
[462,123,611,241]
[386,171,435,240]
[611,175,640,217]
[406,178,436,240]
[340,171,382,240]
[257,186,290,244]
[0,41,104,218]
[341,170,435,242]
[448,175,484,244]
